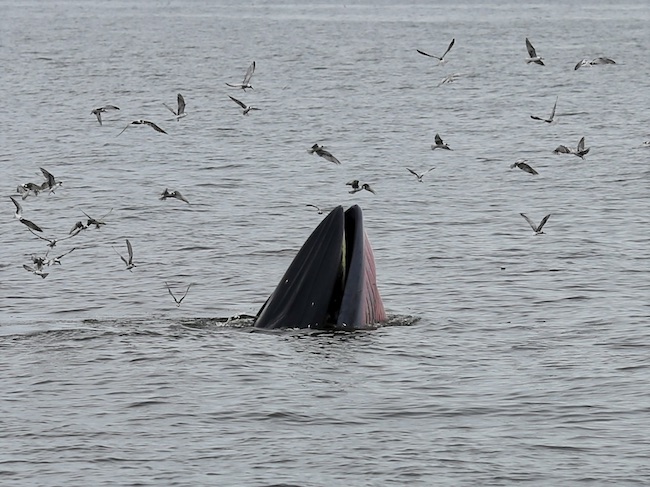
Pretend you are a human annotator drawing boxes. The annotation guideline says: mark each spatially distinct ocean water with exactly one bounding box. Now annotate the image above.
[1,1,650,485]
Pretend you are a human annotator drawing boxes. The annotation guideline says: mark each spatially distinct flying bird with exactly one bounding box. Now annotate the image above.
[530,96,558,123]
[23,264,49,279]
[44,247,76,266]
[16,182,42,199]
[575,57,616,70]
[91,105,120,125]
[510,159,539,175]
[308,143,341,165]
[349,182,376,195]
[525,38,545,65]
[228,95,260,115]
[305,204,324,214]
[226,61,256,90]
[165,282,192,307]
[113,239,136,271]
[160,188,190,204]
[407,167,435,182]
[417,38,455,65]
[81,208,113,229]
[431,133,452,150]
[553,136,590,159]
[10,196,43,232]
[163,93,186,121]
[117,120,167,136]
[520,213,551,235]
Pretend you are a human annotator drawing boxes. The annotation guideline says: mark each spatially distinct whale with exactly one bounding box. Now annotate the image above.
[254,205,386,330]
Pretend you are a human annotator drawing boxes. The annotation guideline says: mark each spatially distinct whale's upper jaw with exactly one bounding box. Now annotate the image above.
[254,205,385,330]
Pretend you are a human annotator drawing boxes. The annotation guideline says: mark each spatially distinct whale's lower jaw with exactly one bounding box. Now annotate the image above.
[253,205,386,330]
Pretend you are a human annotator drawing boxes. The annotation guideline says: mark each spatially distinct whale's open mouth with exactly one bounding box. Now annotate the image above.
[254,205,386,330]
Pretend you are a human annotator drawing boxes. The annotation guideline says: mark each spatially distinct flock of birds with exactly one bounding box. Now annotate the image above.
[8,34,643,312]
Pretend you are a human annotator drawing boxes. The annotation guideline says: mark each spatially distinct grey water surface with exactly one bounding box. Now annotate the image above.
[1,1,650,485]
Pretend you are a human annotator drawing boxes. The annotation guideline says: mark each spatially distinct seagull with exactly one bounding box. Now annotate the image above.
[117,120,167,136]
[160,188,190,204]
[44,247,76,266]
[417,38,455,65]
[163,93,186,121]
[553,137,590,159]
[530,96,558,123]
[510,159,539,175]
[431,133,452,150]
[23,264,49,279]
[16,182,42,199]
[305,204,324,214]
[349,183,376,195]
[81,208,113,229]
[113,239,136,271]
[91,105,120,125]
[39,167,62,193]
[226,61,255,90]
[10,196,43,232]
[407,167,435,182]
[575,57,616,70]
[228,95,260,115]
[525,38,545,65]
[308,143,341,165]
[165,282,192,307]
[520,213,551,235]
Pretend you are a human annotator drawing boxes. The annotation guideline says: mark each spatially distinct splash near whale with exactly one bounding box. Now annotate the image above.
[254,205,386,330]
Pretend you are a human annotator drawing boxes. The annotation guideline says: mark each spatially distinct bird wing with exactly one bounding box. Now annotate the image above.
[40,167,55,187]
[594,57,615,64]
[520,213,537,232]
[144,121,167,134]
[174,191,190,204]
[116,123,131,137]
[94,110,103,125]
[179,283,192,303]
[549,97,558,120]
[318,150,341,165]
[441,38,455,59]
[407,168,419,177]
[577,137,585,152]
[243,61,255,85]
[416,49,438,59]
[229,95,247,109]
[422,167,435,176]
[163,102,177,115]
[553,145,571,154]
[346,179,360,188]
[177,94,186,115]
[21,218,43,232]
[530,115,543,121]
[574,59,586,70]
[363,184,376,194]
[126,239,133,263]
[165,282,180,305]
[10,196,21,215]
[434,133,444,145]
[525,38,537,57]
[537,214,551,232]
